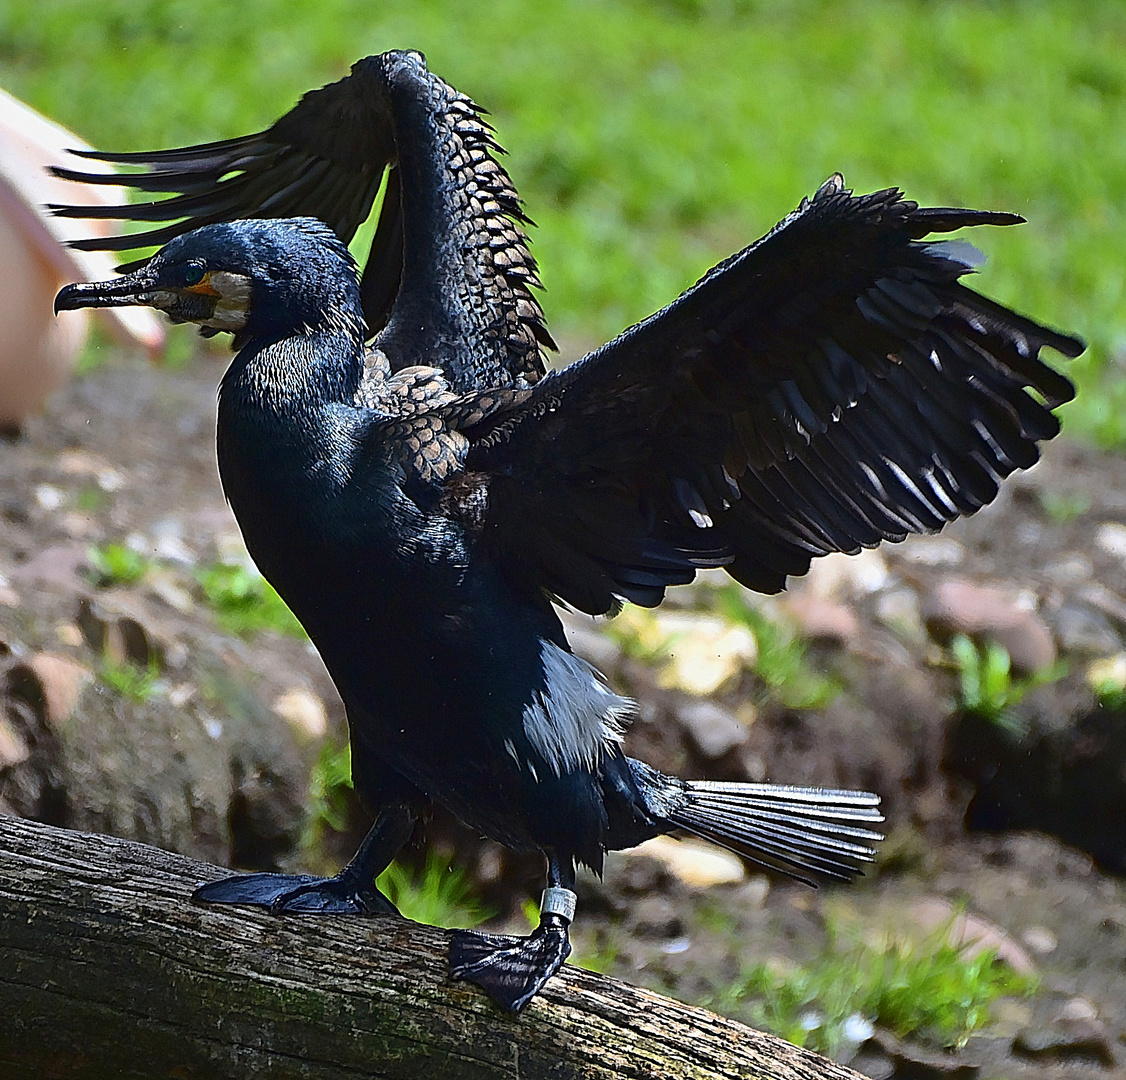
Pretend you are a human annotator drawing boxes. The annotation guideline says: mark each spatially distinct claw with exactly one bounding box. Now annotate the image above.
[193,872,398,915]
[450,921,571,1013]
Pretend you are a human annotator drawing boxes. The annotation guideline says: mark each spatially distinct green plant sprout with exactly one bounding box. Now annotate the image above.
[950,634,1065,736]
[303,739,355,848]
[717,589,840,710]
[98,655,162,702]
[85,543,152,587]
[1086,654,1126,711]
[1038,489,1091,524]
[195,561,307,639]
[377,851,494,930]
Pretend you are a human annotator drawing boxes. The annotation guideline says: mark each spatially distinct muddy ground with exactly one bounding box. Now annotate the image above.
[2,347,1126,1079]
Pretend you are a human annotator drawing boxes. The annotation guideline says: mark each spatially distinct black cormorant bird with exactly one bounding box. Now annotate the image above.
[54,51,1082,1013]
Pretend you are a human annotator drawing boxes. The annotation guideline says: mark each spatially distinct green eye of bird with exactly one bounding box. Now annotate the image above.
[182,263,207,287]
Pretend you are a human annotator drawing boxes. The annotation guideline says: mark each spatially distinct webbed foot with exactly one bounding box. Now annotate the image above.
[450,919,572,1013]
[193,871,399,915]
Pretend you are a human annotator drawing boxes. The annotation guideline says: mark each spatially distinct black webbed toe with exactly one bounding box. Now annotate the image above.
[449,922,572,1013]
[193,872,399,916]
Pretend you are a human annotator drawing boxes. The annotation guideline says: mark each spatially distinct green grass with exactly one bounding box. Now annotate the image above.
[950,634,1065,737]
[195,561,308,639]
[376,851,494,930]
[98,655,161,701]
[717,588,841,710]
[84,542,152,587]
[2,1,1121,438]
[303,738,355,845]
[716,919,1037,1055]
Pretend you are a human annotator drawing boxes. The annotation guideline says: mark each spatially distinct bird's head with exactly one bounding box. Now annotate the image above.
[55,217,363,344]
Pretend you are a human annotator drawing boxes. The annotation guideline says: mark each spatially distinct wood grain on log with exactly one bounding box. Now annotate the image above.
[0,816,866,1079]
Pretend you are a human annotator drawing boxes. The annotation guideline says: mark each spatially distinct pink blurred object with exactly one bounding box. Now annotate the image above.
[0,86,165,427]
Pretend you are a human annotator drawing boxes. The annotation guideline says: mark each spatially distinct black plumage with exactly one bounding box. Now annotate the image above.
[54,50,1082,1012]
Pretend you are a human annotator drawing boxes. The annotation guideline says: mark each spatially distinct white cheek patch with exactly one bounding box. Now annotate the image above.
[206,271,253,330]
[522,640,634,777]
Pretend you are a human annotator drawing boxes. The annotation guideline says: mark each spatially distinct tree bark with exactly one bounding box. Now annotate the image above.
[0,816,866,1080]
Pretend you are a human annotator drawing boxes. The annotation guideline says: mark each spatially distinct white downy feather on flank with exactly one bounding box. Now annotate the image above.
[521,640,633,776]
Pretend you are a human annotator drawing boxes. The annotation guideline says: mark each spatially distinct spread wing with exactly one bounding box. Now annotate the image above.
[49,53,552,383]
[459,177,1082,615]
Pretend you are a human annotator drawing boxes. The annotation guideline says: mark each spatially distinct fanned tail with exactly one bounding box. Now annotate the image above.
[664,778,884,885]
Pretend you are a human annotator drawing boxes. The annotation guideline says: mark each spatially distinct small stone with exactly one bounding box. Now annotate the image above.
[559,611,621,672]
[653,613,756,696]
[677,699,748,761]
[1052,602,1122,656]
[34,484,64,511]
[0,716,29,767]
[736,874,771,908]
[875,587,927,642]
[922,578,1056,674]
[630,894,684,938]
[147,569,196,614]
[991,998,1033,1034]
[622,835,744,889]
[150,517,195,563]
[1020,925,1058,955]
[54,623,83,648]
[96,467,125,493]
[910,897,1036,974]
[1079,583,1126,627]
[898,536,965,567]
[57,448,110,476]
[1042,554,1094,585]
[1095,521,1126,561]
[272,688,328,740]
[800,548,888,597]
[842,1013,874,1045]
[61,512,98,539]
[1014,1017,1116,1067]
[4,653,92,729]
[1058,997,1098,1023]
[11,543,87,589]
[780,592,860,645]
[168,683,195,709]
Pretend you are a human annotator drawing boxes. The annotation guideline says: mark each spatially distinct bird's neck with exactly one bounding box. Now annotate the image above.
[221,326,364,415]
[216,325,369,597]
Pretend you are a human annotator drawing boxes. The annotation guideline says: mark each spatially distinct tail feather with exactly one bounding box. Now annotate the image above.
[666,778,884,886]
[689,801,879,858]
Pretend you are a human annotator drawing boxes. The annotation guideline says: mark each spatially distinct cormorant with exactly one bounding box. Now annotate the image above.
[54,50,1082,1013]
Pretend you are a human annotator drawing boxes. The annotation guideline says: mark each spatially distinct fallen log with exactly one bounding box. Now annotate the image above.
[0,815,865,1079]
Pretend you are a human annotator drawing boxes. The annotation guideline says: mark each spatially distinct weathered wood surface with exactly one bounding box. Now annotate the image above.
[0,816,866,1079]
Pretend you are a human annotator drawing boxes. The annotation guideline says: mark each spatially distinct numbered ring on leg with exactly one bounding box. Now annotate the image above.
[540,886,577,924]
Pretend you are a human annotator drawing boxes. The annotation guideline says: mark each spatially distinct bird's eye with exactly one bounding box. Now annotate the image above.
[182,263,207,287]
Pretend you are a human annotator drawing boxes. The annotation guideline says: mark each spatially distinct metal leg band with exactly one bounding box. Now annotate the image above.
[540,886,577,924]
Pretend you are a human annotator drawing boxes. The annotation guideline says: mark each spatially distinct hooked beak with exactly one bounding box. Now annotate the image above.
[54,266,159,314]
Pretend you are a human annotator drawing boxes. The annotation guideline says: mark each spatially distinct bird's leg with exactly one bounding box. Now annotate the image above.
[449,852,576,1013]
[192,807,415,915]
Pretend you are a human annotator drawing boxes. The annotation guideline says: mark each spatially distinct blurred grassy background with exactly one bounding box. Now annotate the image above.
[2,0,1122,440]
